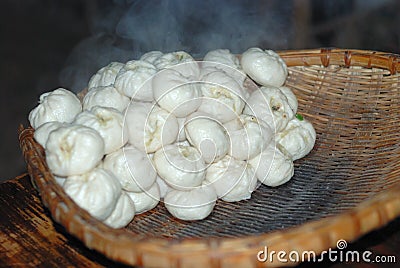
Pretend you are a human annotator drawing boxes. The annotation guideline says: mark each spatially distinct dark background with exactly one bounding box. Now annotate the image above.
[1,0,399,181]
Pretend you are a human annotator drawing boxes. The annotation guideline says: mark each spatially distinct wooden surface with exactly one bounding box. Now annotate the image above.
[0,174,399,268]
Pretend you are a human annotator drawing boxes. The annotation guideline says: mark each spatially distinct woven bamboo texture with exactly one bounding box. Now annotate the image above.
[19,48,400,267]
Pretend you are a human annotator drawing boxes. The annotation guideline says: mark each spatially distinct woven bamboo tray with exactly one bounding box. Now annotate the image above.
[19,48,400,267]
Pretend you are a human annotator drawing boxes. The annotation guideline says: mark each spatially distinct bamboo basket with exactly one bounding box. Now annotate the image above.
[19,48,400,267]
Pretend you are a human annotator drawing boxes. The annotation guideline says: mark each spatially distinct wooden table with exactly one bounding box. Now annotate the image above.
[1,174,399,267]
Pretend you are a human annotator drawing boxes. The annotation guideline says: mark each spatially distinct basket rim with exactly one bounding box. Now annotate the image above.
[19,48,400,267]
[277,48,400,74]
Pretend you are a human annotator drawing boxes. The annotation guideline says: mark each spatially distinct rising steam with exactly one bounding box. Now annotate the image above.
[60,0,292,92]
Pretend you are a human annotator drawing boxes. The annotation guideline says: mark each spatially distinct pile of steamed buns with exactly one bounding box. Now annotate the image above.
[28,48,316,228]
